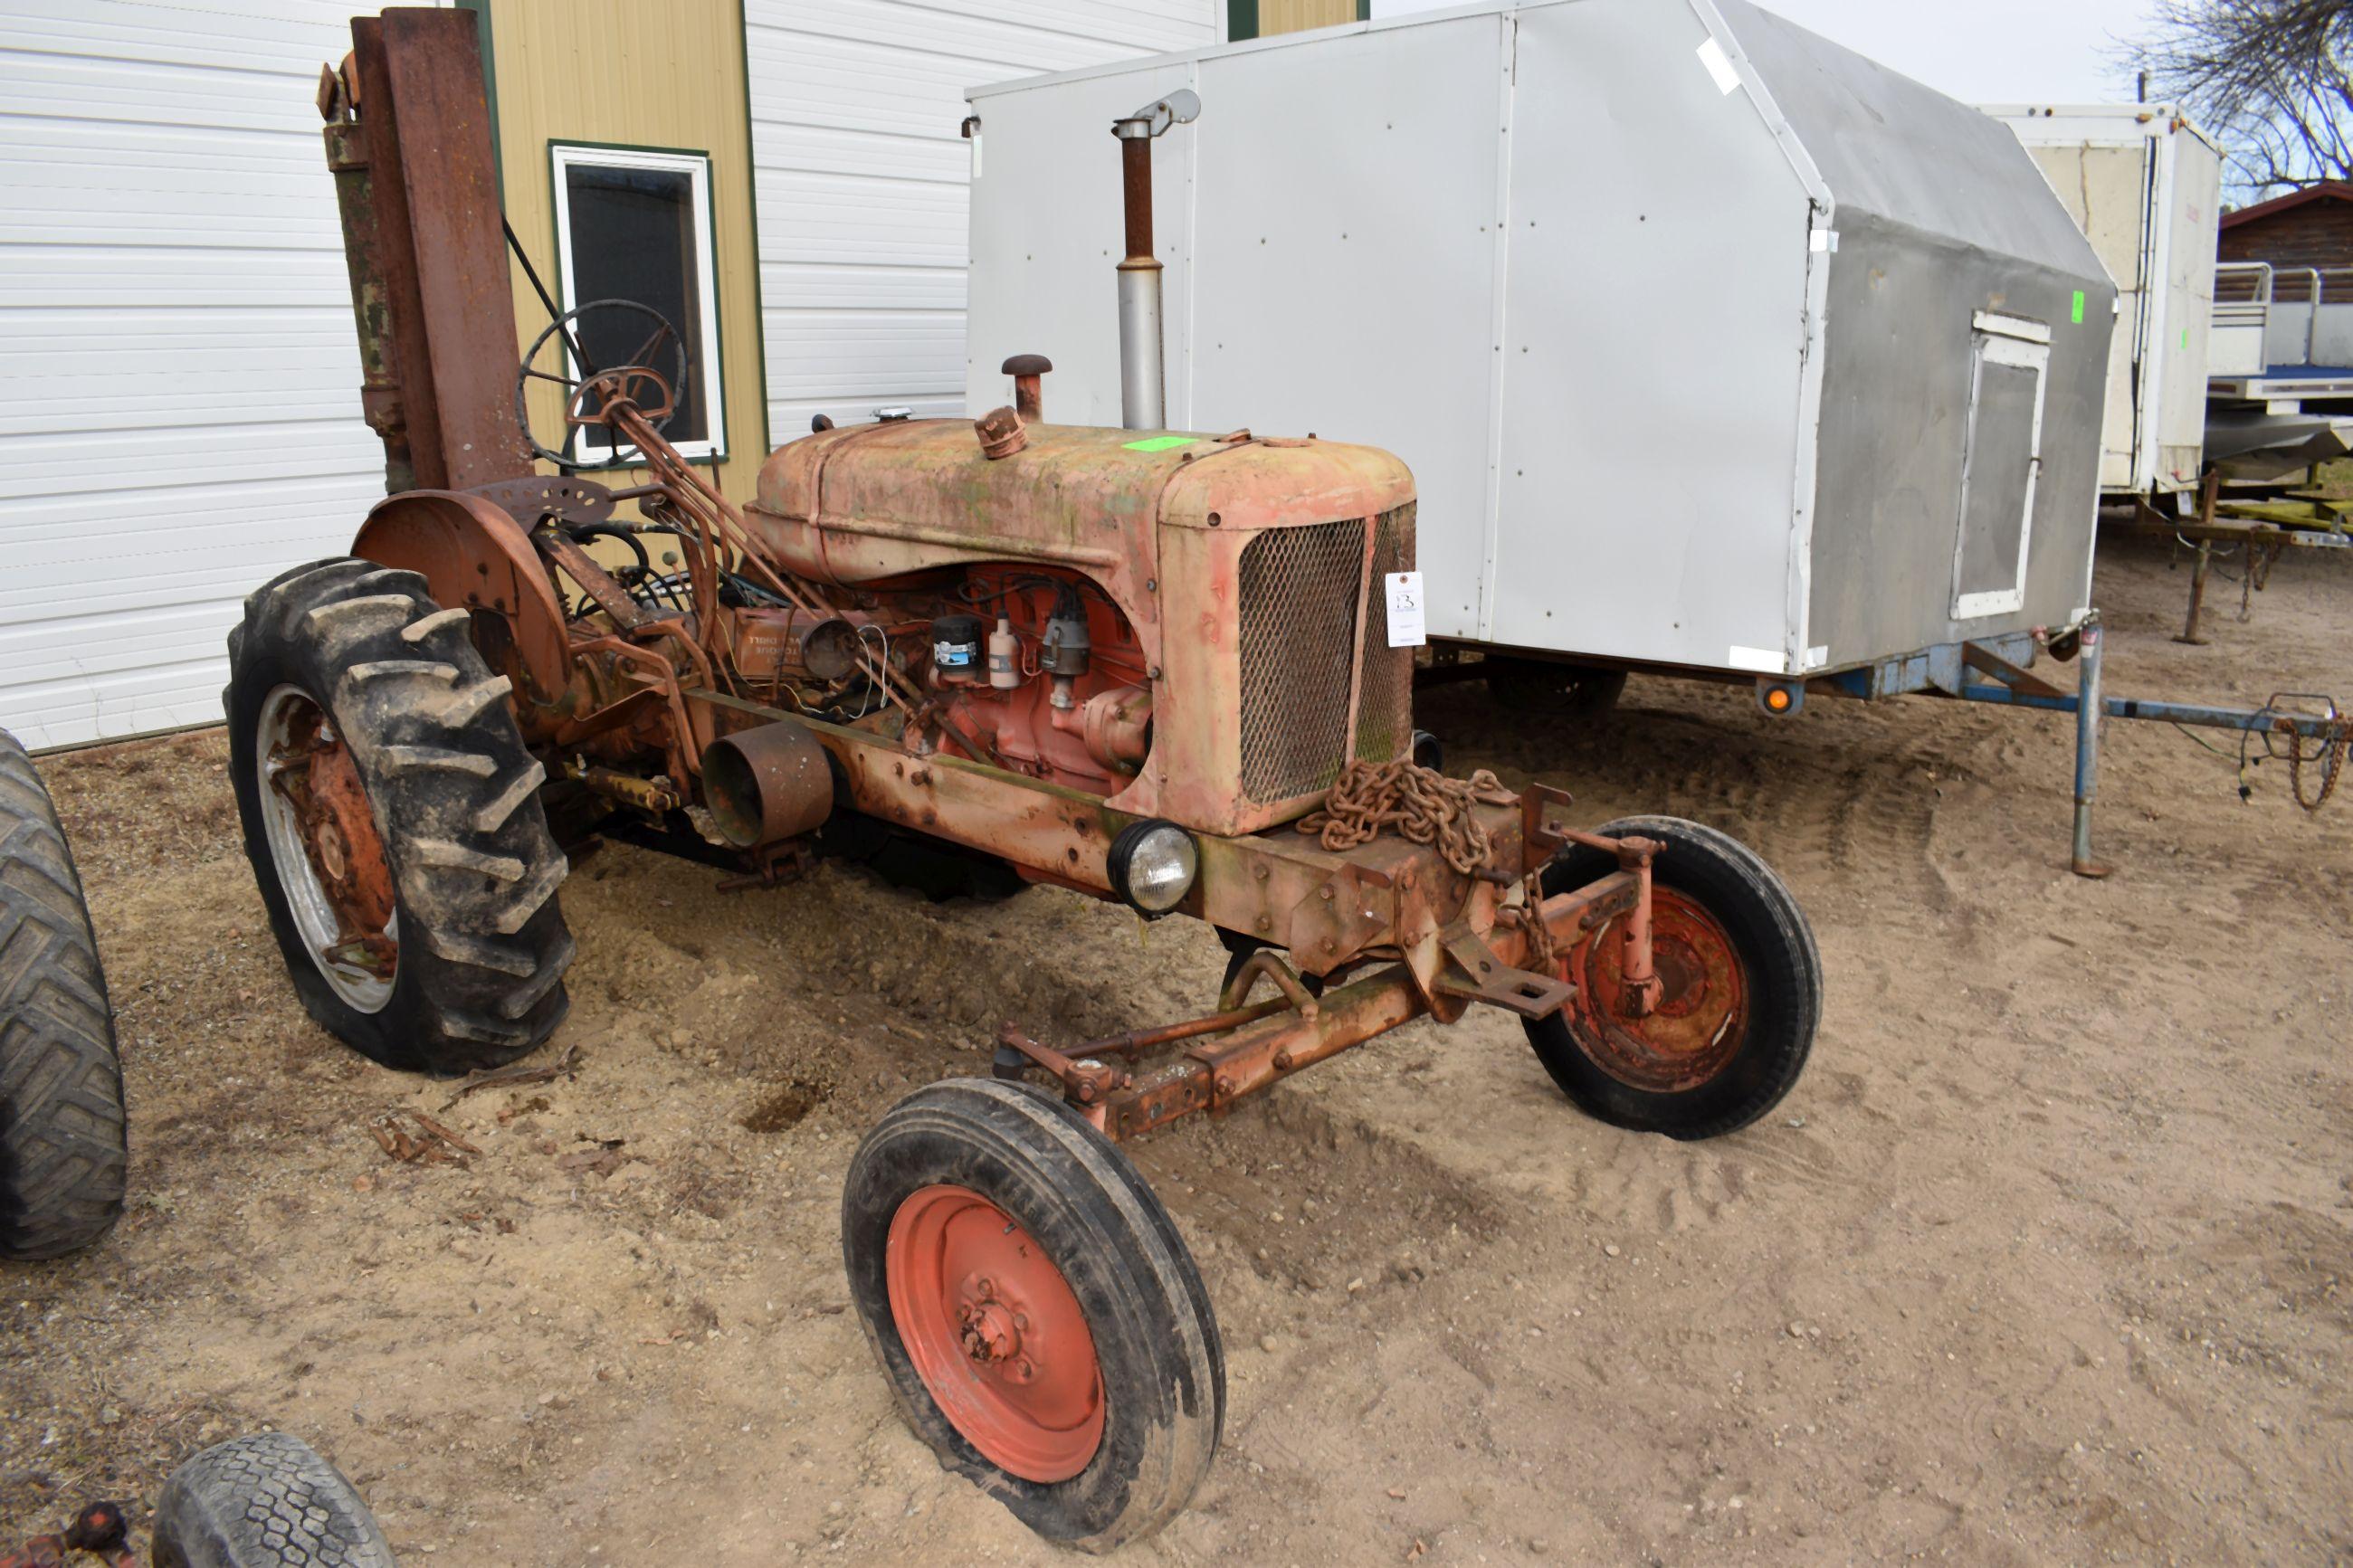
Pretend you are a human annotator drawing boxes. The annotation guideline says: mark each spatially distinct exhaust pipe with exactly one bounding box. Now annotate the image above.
[1110,89,1199,432]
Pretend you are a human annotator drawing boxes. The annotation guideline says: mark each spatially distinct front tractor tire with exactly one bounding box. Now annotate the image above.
[226,558,574,1076]
[843,1079,1224,1552]
[1525,816,1821,1140]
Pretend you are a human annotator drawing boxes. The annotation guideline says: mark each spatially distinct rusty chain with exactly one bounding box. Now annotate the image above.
[2286,715,2350,812]
[1299,759,1564,974]
[1297,759,1504,874]
[1499,893,1558,974]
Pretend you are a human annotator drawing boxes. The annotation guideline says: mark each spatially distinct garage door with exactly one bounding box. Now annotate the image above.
[0,0,434,750]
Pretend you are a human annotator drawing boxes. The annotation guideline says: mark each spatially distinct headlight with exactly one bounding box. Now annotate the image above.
[1108,820,1198,917]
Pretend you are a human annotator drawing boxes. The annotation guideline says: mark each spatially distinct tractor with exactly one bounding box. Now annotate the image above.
[230,10,1822,1549]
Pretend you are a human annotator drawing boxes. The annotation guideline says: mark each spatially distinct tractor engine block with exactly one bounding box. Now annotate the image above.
[748,417,1419,837]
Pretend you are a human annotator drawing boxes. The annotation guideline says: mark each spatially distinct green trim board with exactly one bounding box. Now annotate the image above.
[1228,0,1258,41]
[452,0,503,204]
[544,138,729,470]
[732,0,772,456]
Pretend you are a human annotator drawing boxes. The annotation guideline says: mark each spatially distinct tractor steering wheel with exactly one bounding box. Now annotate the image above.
[515,299,688,468]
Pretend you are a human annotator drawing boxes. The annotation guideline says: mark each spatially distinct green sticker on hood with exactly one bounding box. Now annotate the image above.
[2071,290,2086,325]
[1122,434,1197,451]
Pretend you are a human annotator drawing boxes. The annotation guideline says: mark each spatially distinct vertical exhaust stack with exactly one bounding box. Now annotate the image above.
[1110,90,1199,432]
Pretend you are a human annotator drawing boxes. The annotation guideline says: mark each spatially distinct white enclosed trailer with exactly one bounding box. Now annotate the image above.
[963,0,2113,683]
[1985,105,2225,498]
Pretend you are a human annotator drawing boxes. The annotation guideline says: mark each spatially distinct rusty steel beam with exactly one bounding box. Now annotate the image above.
[333,10,532,495]
[1090,870,1642,1142]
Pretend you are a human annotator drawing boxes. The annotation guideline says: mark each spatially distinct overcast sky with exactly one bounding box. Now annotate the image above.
[1368,0,2167,107]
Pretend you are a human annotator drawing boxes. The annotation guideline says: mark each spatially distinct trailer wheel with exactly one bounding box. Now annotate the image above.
[1484,656,1627,720]
[225,558,573,1076]
[843,1079,1223,1552]
[0,730,127,1260]
[152,1430,395,1568]
[1524,816,1819,1139]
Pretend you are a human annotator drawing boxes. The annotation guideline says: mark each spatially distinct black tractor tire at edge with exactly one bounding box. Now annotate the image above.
[152,1430,396,1568]
[225,557,574,1076]
[1524,815,1821,1140]
[0,729,128,1260]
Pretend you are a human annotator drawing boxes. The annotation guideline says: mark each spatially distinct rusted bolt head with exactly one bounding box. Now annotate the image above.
[1273,1050,1294,1071]
[1001,353,1053,376]
[975,404,1027,460]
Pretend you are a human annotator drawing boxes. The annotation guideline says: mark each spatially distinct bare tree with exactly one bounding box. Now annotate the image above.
[2125,0,2353,197]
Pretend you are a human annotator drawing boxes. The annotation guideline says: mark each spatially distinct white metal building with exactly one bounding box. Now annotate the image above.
[0,0,1219,750]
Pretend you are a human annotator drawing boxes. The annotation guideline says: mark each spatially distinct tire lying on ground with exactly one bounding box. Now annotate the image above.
[224,558,574,1076]
[152,1430,396,1568]
[0,728,127,1261]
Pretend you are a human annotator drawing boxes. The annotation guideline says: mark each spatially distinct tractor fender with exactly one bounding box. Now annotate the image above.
[351,489,570,702]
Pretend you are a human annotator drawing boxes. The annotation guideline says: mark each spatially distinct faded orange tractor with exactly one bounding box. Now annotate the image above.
[228,11,1820,1548]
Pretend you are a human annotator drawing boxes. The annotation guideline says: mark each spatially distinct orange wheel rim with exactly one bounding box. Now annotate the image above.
[1571,888,1750,1093]
[885,1184,1105,1483]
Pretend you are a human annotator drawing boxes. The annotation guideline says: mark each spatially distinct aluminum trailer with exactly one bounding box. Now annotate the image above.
[1986,104,2225,499]
[963,0,2115,689]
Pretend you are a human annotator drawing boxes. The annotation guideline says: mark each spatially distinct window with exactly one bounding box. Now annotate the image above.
[549,143,724,464]
[1948,311,2050,620]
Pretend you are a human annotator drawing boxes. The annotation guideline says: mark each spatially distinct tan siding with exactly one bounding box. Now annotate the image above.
[483,0,767,499]
[1260,0,1356,34]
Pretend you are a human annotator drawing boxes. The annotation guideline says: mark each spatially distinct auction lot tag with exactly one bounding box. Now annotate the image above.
[1385,571,1426,648]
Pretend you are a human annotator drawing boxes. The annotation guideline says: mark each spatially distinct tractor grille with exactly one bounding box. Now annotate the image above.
[1235,506,1417,805]
[1237,519,1366,803]
[1355,503,1416,763]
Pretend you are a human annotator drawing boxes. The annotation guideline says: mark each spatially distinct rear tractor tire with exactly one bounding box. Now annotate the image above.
[1524,816,1820,1140]
[225,558,573,1076]
[0,729,128,1260]
[843,1079,1224,1552]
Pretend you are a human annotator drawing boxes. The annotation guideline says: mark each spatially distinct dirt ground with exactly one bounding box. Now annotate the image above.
[3,535,2348,1565]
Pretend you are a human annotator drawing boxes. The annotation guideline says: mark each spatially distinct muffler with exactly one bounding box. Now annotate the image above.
[701,721,834,849]
[1110,89,1199,432]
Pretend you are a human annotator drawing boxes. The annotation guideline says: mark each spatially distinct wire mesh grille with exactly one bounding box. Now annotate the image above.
[1237,518,1368,803]
[1354,503,1416,763]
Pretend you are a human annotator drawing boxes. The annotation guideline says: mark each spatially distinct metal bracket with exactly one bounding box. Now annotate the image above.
[1519,782,1576,862]
[1961,641,2064,699]
[1114,88,1201,139]
[1432,924,1575,1020]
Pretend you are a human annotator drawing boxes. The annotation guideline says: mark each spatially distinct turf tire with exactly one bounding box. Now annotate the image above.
[151,1430,395,1568]
[0,729,127,1260]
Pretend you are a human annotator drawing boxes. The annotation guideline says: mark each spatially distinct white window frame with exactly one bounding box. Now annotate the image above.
[1948,311,2051,620]
[548,143,726,465]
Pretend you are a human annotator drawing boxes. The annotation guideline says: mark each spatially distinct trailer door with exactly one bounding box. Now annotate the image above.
[1949,312,2051,620]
